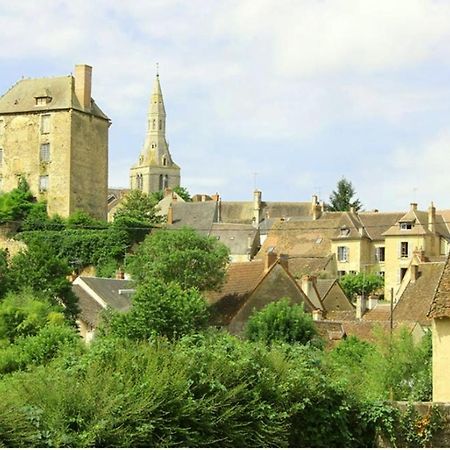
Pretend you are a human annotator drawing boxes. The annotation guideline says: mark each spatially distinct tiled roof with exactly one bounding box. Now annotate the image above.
[169,202,217,234]
[358,212,404,240]
[72,285,103,327]
[315,279,335,299]
[362,304,392,322]
[314,320,346,346]
[0,75,109,120]
[428,254,450,318]
[395,262,445,325]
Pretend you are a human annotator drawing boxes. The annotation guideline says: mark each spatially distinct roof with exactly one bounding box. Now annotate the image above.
[358,212,404,240]
[314,320,346,346]
[169,202,217,234]
[286,256,334,278]
[72,284,104,327]
[395,262,445,325]
[209,223,258,256]
[316,279,335,299]
[428,254,450,318]
[362,303,392,321]
[75,277,134,311]
[0,75,109,120]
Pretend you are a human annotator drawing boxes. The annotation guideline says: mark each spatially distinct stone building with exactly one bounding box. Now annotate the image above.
[0,64,110,220]
[130,72,180,194]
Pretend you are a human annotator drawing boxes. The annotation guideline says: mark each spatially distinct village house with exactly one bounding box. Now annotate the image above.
[0,64,110,220]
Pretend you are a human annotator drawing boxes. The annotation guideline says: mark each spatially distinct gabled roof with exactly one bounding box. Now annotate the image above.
[362,304,392,322]
[286,255,334,278]
[428,254,450,319]
[315,279,335,299]
[169,202,217,235]
[0,75,109,120]
[395,262,445,325]
[209,223,258,256]
[358,212,404,240]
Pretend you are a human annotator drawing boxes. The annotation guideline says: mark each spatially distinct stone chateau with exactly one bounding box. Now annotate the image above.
[0,64,110,220]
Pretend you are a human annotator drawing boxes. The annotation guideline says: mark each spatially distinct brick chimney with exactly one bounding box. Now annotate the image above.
[279,254,289,271]
[74,64,92,110]
[301,275,317,299]
[311,195,322,220]
[167,205,173,225]
[410,263,419,283]
[410,202,418,211]
[265,248,277,272]
[428,201,436,233]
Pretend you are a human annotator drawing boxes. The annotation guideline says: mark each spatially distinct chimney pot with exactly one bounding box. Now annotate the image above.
[265,248,277,271]
[410,202,418,211]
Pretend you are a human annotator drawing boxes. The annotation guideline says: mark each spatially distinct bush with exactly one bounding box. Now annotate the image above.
[245,298,322,347]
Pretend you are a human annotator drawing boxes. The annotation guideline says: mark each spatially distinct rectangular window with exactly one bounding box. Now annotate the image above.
[40,143,50,162]
[337,270,346,278]
[39,175,48,192]
[379,271,385,278]
[400,222,413,230]
[400,241,409,258]
[41,114,50,134]
[337,246,349,262]
[375,246,385,262]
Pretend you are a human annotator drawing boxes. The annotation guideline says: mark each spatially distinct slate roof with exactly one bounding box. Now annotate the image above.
[209,223,258,255]
[358,212,404,240]
[287,256,334,278]
[0,75,109,120]
[169,202,217,235]
[394,262,445,325]
[316,279,335,299]
[428,254,450,318]
[73,285,104,327]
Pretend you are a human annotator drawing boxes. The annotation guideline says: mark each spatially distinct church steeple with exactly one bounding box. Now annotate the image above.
[130,68,181,194]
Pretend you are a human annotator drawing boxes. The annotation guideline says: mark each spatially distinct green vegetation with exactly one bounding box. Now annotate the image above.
[126,227,230,291]
[339,272,384,301]
[149,185,192,203]
[328,177,362,212]
[245,298,322,347]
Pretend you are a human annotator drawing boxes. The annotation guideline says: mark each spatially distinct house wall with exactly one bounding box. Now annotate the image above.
[70,110,109,220]
[331,239,372,275]
[432,318,450,402]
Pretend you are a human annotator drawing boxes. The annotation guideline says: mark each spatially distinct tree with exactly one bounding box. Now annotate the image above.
[126,227,229,291]
[149,186,192,204]
[339,273,384,301]
[328,177,362,212]
[107,279,209,341]
[0,177,36,224]
[245,298,321,347]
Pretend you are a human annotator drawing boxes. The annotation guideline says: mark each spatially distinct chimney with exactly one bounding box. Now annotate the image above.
[350,206,355,214]
[312,309,323,321]
[115,268,125,280]
[428,201,436,233]
[74,64,92,110]
[301,275,317,299]
[211,193,220,202]
[216,198,222,223]
[167,205,173,225]
[410,264,419,283]
[413,248,426,262]
[367,295,378,310]
[253,190,262,227]
[172,192,178,202]
[164,187,172,198]
[247,234,253,254]
[410,202,418,211]
[265,248,277,272]
[356,295,367,320]
[279,254,289,271]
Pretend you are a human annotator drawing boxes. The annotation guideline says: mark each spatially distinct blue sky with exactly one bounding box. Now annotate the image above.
[2,0,450,211]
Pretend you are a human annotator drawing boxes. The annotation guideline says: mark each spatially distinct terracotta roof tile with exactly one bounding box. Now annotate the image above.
[428,254,450,318]
[363,304,392,322]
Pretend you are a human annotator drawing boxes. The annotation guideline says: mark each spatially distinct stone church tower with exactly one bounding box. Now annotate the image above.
[130,72,180,193]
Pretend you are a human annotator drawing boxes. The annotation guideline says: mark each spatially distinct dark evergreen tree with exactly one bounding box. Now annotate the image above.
[328,177,362,212]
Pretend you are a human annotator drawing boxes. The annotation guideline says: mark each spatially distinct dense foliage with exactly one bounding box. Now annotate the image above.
[245,298,322,347]
[126,227,230,291]
[339,272,384,301]
[0,177,36,225]
[106,279,209,341]
[328,177,362,212]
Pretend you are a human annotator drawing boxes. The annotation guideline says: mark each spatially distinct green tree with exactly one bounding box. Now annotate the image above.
[0,177,36,224]
[149,186,192,204]
[245,298,321,347]
[7,244,79,320]
[339,272,384,301]
[107,279,209,341]
[126,227,229,291]
[328,177,362,212]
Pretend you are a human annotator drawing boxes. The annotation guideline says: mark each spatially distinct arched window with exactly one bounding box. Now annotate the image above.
[137,174,143,190]
[152,119,156,130]
[162,156,167,166]
[163,174,169,189]
[159,119,162,130]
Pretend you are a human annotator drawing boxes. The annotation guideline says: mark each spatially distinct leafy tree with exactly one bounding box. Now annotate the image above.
[173,186,192,202]
[20,202,65,231]
[66,210,106,229]
[339,272,384,301]
[126,227,229,291]
[328,177,362,212]
[0,177,36,224]
[107,279,208,341]
[7,244,79,320]
[245,298,322,347]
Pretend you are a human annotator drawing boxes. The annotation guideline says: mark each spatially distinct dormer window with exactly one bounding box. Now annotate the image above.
[35,96,51,106]
[400,222,413,230]
[339,226,350,237]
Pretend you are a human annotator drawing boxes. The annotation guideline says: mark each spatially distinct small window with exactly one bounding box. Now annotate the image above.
[39,175,48,192]
[400,222,413,230]
[35,97,51,106]
[337,270,346,278]
[0,148,3,167]
[339,226,350,237]
[315,237,323,244]
[136,174,143,190]
[379,271,385,278]
[41,114,51,134]
[40,143,50,162]
[400,242,409,258]
[337,246,349,262]
[162,156,167,166]
[159,119,162,130]
[375,247,385,262]
[400,267,408,281]
[152,119,156,130]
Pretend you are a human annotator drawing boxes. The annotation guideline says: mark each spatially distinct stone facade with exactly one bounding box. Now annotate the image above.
[0,64,110,220]
[130,73,180,194]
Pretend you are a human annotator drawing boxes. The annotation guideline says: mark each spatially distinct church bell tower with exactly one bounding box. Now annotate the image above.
[130,69,181,194]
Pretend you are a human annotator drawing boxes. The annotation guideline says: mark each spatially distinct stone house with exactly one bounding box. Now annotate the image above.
[0,64,110,220]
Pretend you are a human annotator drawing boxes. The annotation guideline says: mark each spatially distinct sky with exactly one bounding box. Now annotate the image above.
[2,0,450,212]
